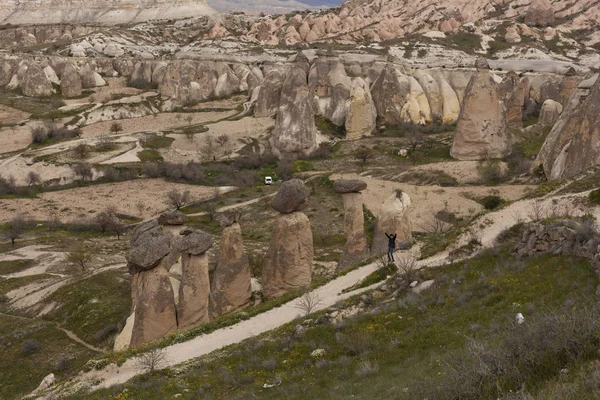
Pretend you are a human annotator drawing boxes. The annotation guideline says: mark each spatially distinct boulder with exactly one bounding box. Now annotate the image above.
[210,223,252,317]
[103,43,125,57]
[534,77,600,180]
[60,63,82,98]
[43,66,60,85]
[338,192,369,271]
[538,99,563,126]
[505,27,521,43]
[450,59,510,160]
[271,66,318,157]
[176,229,213,255]
[345,77,376,140]
[70,43,86,57]
[158,210,188,226]
[22,64,53,97]
[129,265,178,348]
[262,211,313,298]
[371,65,409,125]
[371,191,412,256]
[333,179,367,193]
[271,179,310,213]
[524,0,555,27]
[126,220,171,274]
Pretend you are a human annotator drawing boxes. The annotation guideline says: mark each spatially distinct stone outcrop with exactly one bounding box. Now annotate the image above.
[450,59,510,160]
[524,0,555,27]
[59,63,82,98]
[371,191,412,256]
[335,179,369,271]
[498,71,524,130]
[262,211,313,298]
[22,64,53,97]
[210,220,251,317]
[254,69,284,117]
[271,65,318,158]
[515,222,600,267]
[158,210,188,226]
[534,76,600,180]
[371,65,408,125]
[175,228,213,329]
[538,99,562,126]
[270,178,310,213]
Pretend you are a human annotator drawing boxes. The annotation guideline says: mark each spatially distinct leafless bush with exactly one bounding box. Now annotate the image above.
[21,339,41,355]
[277,158,294,180]
[109,122,123,135]
[354,146,373,164]
[477,158,506,184]
[527,200,546,221]
[135,348,169,373]
[96,134,117,151]
[74,144,90,159]
[72,162,93,182]
[396,255,417,282]
[355,360,379,377]
[420,212,451,234]
[3,214,26,247]
[294,290,323,316]
[27,171,41,187]
[201,136,217,160]
[165,189,190,210]
[66,244,93,270]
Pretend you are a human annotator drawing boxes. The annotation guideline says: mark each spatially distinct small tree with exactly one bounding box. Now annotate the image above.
[201,136,217,160]
[109,122,123,135]
[72,162,93,182]
[277,158,294,180]
[136,348,169,373]
[293,290,323,316]
[95,205,118,233]
[183,126,195,142]
[136,201,145,218]
[354,146,373,164]
[185,115,193,125]
[166,189,190,210]
[27,171,42,187]
[4,215,25,247]
[406,131,424,151]
[74,144,89,159]
[66,244,92,270]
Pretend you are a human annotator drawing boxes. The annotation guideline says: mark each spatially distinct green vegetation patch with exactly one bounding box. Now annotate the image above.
[137,149,163,163]
[141,134,175,149]
[0,259,34,275]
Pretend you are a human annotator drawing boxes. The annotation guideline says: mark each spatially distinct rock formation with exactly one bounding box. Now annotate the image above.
[538,99,563,126]
[371,191,412,257]
[345,78,376,140]
[371,65,408,125]
[22,64,53,97]
[254,69,284,117]
[262,179,313,298]
[121,220,177,349]
[499,71,524,130]
[334,179,369,271]
[175,228,213,330]
[271,65,318,158]
[59,63,82,98]
[524,0,555,27]
[450,58,510,160]
[158,210,188,226]
[534,75,600,180]
[210,214,251,317]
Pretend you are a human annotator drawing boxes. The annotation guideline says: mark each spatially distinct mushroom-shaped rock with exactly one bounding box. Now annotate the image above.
[22,64,53,97]
[333,179,367,193]
[450,60,510,160]
[371,191,412,256]
[210,222,251,317]
[271,179,310,213]
[175,229,213,329]
[126,220,171,274]
[218,211,240,228]
[474,57,490,70]
[158,210,188,226]
[262,211,313,298]
[538,99,563,126]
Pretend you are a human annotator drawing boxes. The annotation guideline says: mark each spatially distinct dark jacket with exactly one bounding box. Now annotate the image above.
[385,233,397,248]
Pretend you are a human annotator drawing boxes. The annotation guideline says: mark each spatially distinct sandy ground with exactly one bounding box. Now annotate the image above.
[63,78,141,105]
[0,245,67,279]
[0,179,235,224]
[331,173,534,230]
[80,110,237,138]
[0,104,29,124]
[417,161,506,184]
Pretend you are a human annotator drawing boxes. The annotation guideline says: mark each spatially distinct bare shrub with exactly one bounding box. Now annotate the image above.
[74,143,90,159]
[477,158,505,184]
[277,158,294,180]
[72,162,93,182]
[420,212,451,234]
[405,131,424,151]
[27,171,41,187]
[355,360,379,377]
[135,348,169,373]
[396,255,417,282]
[21,339,41,355]
[4,215,26,247]
[66,244,93,270]
[527,200,546,221]
[354,146,373,164]
[201,136,217,160]
[165,189,190,210]
[95,205,118,233]
[109,122,123,135]
[135,202,145,218]
[294,290,323,316]
[97,134,116,151]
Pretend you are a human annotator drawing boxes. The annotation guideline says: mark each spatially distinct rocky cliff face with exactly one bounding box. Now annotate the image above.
[0,0,216,25]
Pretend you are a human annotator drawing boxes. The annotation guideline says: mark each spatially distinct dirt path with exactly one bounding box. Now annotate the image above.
[54,323,107,354]
[187,193,277,217]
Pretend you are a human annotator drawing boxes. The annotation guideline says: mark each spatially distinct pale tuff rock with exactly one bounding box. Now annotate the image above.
[538,99,563,126]
[262,211,313,299]
[524,0,555,27]
[270,178,310,214]
[175,229,213,329]
[450,59,510,160]
[59,62,82,98]
[402,76,432,125]
[215,63,241,98]
[254,69,284,117]
[113,59,134,77]
[129,265,178,347]
[345,77,376,140]
[336,181,369,271]
[371,65,409,125]
[498,71,524,130]
[434,73,461,124]
[22,64,53,97]
[0,61,14,86]
[415,71,443,123]
[371,191,412,257]
[271,66,318,158]
[130,61,153,87]
[535,77,600,180]
[210,223,252,317]
[43,65,60,85]
[159,61,217,105]
[559,69,582,106]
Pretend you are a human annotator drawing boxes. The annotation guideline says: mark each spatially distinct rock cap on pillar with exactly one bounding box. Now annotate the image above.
[218,211,241,228]
[333,179,367,193]
[126,219,171,274]
[271,179,310,213]
[475,57,490,70]
[176,228,213,255]
[158,210,188,226]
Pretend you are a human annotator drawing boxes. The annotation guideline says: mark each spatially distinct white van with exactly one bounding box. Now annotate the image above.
[264,176,273,185]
